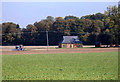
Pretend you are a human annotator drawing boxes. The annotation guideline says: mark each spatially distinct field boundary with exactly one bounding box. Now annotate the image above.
[2,47,118,55]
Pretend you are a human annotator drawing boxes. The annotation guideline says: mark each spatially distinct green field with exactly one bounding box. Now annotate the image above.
[2,52,118,80]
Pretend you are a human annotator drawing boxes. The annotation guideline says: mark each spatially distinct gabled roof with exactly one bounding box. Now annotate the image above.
[59,36,82,44]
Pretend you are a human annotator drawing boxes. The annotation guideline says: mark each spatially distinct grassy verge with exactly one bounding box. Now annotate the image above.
[2,52,118,80]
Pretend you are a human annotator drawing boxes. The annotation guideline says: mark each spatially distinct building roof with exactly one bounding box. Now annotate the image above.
[59,36,82,44]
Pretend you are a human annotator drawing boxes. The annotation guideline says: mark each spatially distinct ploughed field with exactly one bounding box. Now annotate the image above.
[2,52,118,80]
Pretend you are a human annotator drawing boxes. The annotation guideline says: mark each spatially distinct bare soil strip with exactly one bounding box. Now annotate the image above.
[2,48,118,55]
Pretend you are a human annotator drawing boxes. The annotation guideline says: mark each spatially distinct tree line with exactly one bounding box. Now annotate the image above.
[1,4,120,46]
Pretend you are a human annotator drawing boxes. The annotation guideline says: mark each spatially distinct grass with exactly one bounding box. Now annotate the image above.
[2,52,118,80]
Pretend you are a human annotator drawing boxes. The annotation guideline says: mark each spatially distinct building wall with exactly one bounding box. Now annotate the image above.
[74,44,78,48]
[70,44,74,48]
[63,44,67,48]
[59,43,83,48]
[67,44,70,48]
[58,44,62,48]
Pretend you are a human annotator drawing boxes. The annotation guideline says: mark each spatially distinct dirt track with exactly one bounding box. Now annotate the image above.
[2,48,118,55]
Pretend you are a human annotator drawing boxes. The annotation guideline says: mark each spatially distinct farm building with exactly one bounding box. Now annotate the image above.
[59,36,83,48]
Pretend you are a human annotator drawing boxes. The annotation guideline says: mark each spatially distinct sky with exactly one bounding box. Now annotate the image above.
[2,2,118,28]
